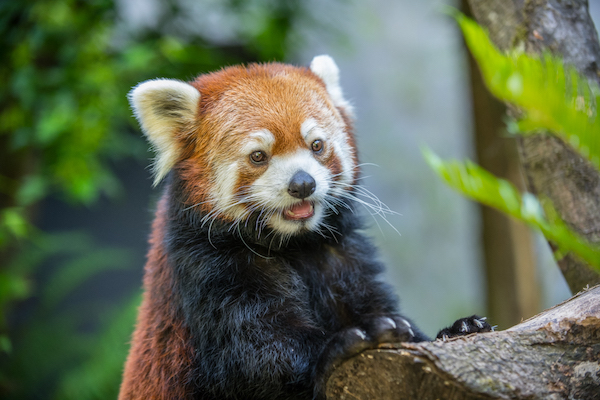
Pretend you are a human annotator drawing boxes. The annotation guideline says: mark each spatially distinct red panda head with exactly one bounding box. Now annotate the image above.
[129,55,357,239]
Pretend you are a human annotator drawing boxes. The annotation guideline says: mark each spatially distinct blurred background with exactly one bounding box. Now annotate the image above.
[2,0,598,398]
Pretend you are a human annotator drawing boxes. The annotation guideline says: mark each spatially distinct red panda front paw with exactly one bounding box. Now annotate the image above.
[435,315,493,341]
[365,315,416,344]
[322,316,416,369]
[314,317,417,398]
[313,327,372,398]
[319,327,371,371]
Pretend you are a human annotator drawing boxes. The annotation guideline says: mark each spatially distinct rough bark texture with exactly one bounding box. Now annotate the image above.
[467,0,600,292]
[325,286,600,400]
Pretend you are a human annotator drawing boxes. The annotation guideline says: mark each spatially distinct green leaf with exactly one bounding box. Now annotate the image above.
[0,271,31,306]
[423,148,600,271]
[1,208,30,240]
[16,174,49,206]
[455,12,600,171]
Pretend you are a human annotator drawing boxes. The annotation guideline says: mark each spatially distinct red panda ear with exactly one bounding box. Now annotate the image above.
[129,79,200,186]
[309,55,353,115]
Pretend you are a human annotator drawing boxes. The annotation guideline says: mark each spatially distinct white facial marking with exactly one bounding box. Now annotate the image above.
[241,130,276,155]
[221,116,359,237]
[250,148,332,236]
[330,133,355,190]
[301,118,319,140]
[211,161,245,221]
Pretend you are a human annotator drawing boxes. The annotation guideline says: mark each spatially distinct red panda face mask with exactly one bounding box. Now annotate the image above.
[129,56,358,242]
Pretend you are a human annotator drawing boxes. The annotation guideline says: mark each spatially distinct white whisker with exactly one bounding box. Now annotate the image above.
[328,180,401,237]
[236,225,274,260]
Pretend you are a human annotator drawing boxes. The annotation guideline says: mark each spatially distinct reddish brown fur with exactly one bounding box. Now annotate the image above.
[119,196,196,400]
[325,151,343,181]
[235,165,265,203]
[196,65,334,151]
[177,156,213,213]
[181,64,346,207]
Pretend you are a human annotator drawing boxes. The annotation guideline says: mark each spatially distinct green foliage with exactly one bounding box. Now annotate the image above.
[2,232,137,399]
[423,149,600,271]
[423,13,600,277]
[454,11,600,169]
[2,0,140,205]
[53,294,141,400]
[1,0,336,399]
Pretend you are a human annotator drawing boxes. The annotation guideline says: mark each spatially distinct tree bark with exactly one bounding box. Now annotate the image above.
[325,286,600,400]
[466,0,600,293]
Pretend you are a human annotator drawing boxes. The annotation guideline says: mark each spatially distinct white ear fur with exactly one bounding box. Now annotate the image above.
[309,55,353,114]
[128,79,200,185]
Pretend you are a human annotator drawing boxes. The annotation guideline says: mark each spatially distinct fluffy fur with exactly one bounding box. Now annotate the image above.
[119,55,490,400]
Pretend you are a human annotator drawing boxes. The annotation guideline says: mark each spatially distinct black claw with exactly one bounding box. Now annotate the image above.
[366,315,417,344]
[436,315,493,340]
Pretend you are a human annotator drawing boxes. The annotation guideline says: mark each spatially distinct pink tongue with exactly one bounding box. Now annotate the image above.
[285,201,314,220]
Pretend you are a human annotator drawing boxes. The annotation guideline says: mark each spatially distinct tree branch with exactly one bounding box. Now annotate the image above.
[326,286,600,399]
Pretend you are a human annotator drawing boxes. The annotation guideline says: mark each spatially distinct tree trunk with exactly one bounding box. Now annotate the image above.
[325,286,600,400]
[461,0,540,330]
[467,0,600,293]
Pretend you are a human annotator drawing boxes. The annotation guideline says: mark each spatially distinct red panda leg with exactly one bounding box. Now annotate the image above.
[119,197,196,400]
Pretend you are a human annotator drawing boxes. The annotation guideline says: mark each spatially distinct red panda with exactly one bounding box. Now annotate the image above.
[119,55,490,400]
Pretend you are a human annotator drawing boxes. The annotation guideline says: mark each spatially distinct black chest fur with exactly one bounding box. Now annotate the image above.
[166,185,384,331]
[161,173,411,399]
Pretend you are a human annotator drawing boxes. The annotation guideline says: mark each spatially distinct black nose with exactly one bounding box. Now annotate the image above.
[288,170,316,199]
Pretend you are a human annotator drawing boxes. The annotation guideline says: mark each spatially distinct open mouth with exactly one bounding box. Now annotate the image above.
[283,200,314,221]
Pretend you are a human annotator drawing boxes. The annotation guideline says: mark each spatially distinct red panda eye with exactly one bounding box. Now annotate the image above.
[311,139,323,153]
[250,150,267,164]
